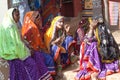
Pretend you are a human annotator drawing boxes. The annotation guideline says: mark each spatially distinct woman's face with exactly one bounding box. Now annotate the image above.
[34,13,42,29]
[56,18,64,29]
[13,9,20,23]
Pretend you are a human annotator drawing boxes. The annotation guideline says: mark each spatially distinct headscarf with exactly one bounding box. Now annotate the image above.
[0,8,30,60]
[44,16,64,50]
[22,11,46,51]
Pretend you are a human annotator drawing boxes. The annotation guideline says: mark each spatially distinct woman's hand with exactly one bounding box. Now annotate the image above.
[84,38,91,45]
[51,37,61,45]
[89,20,98,30]
[64,24,70,33]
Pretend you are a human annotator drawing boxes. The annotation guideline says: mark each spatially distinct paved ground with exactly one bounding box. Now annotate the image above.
[62,29,120,80]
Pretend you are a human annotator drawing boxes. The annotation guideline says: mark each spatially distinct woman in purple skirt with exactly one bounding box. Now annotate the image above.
[0,8,52,80]
[75,18,120,80]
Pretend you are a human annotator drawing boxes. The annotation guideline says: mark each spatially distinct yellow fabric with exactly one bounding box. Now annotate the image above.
[95,28,100,47]
[44,16,63,51]
[88,17,92,23]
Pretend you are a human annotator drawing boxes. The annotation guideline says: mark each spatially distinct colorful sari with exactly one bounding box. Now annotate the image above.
[44,16,77,67]
[44,16,66,62]
[75,23,120,80]
[21,11,55,75]
[0,8,51,80]
[61,35,77,67]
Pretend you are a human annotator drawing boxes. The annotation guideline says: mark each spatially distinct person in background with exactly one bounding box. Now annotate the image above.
[75,18,89,54]
[21,11,56,76]
[0,8,52,80]
[62,24,78,66]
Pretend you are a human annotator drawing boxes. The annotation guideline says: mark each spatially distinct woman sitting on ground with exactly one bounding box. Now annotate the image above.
[0,8,52,80]
[75,18,120,80]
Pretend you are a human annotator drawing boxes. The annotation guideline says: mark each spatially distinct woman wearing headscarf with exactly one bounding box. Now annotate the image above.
[21,11,56,76]
[62,24,78,65]
[75,18,120,80]
[44,16,66,78]
[12,0,31,26]
[75,18,89,54]
[44,16,78,79]
[0,8,52,80]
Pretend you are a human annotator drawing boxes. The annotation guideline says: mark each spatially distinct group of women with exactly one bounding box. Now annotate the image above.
[0,6,120,80]
[75,18,120,80]
[0,8,77,80]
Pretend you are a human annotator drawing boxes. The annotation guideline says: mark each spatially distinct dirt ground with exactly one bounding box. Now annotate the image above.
[61,30,120,80]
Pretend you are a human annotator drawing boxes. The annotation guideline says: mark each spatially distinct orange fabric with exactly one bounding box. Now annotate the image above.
[21,11,45,51]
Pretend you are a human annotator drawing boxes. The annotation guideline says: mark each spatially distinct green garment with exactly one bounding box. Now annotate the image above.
[0,8,30,60]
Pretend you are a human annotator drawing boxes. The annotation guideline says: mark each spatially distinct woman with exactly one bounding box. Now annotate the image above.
[75,18,89,54]
[0,8,51,80]
[75,18,120,80]
[62,24,78,65]
[21,11,56,76]
[12,0,31,26]
[44,16,66,78]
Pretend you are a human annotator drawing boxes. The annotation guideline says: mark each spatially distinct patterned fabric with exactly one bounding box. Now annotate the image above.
[44,16,77,68]
[0,8,30,60]
[0,58,9,80]
[22,11,46,51]
[97,23,120,63]
[42,0,60,25]
[9,51,52,80]
[75,41,119,80]
[21,11,56,76]
[76,18,89,54]
[75,22,120,80]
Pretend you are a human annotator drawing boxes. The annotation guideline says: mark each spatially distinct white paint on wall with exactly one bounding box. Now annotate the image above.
[0,0,8,22]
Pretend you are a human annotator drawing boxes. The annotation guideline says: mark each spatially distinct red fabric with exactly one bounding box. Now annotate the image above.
[22,11,46,50]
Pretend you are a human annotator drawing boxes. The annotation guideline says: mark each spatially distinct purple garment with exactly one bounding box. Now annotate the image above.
[9,51,52,80]
[75,42,119,80]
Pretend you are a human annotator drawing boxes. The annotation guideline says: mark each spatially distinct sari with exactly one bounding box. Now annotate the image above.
[61,35,77,67]
[76,18,88,54]
[44,16,76,67]
[75,22,120,80]
[44,16,66,62]
[0,8,51,80]
[21,11,55,76]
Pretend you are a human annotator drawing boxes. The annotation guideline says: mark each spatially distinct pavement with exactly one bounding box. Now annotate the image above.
[62,29,120,80]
